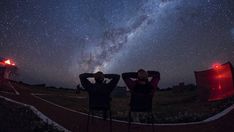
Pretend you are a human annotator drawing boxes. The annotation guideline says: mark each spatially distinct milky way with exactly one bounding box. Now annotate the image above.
[0,0,234,88]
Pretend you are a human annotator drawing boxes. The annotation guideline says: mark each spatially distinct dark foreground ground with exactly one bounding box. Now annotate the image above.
[1,80,234,132]
[29,84,234,123]
[0,98,62,132]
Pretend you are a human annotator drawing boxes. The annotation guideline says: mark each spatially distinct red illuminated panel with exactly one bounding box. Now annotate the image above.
[195,62,234,101]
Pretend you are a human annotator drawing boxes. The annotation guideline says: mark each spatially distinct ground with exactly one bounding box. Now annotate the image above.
[0,98,62,132]
[1,80,234,132]
[29,84,234,123]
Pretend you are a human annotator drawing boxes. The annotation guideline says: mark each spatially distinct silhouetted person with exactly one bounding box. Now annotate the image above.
[122,69,160,111]
[122,69,160,95]
[122,69,160,132]
[79,71,120,118]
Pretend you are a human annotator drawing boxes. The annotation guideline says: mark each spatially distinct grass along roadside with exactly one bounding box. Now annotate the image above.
[33,87,234,124]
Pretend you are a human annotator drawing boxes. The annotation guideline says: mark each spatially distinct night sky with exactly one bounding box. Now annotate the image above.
[0,0,233,88]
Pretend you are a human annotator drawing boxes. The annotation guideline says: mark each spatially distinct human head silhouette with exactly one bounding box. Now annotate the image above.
[137,69,148,81]
[94,71,104,83]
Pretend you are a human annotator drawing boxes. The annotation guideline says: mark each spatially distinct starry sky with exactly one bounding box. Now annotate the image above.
[0,0,234,88]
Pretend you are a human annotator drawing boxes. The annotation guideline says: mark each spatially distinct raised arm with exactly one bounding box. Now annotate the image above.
[148,71,160,93]
[105,74,120,91]
[122,72,137,90]
[79,73,94,91]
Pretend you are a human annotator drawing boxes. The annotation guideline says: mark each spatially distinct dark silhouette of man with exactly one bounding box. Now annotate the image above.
[122,69,160,111]
[79,71,120,112]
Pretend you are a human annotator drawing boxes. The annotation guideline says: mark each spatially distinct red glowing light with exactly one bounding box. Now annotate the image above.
[196,62,234,101]
[4,59,11,65]
[3,59,16,66]
[213,64,221,70]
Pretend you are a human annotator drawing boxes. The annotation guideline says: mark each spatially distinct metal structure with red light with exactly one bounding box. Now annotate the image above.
[195,62,234,101]
[0,57,17,80]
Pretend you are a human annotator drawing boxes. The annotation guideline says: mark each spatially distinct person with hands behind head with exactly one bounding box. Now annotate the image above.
[79,71,120,111]
[79,71,120,94]
[122,69,160,95]
[122,69,160,132]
